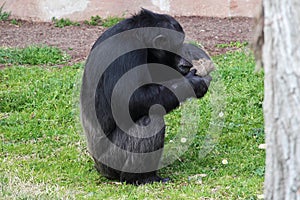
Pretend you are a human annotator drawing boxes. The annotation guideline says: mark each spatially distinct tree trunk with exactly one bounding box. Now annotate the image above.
[263,0,300,199]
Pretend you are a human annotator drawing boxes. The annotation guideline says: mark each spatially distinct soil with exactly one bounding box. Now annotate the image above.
[0,16,255,65]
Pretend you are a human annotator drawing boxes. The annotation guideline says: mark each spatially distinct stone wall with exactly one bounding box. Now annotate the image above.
[0,0,261,21]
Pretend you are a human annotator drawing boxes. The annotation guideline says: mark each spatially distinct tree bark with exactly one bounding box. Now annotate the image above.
[263,0,300,199]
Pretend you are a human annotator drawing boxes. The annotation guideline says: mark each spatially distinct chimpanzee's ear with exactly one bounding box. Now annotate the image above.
[152,34,169,49]
[140,8,156,17]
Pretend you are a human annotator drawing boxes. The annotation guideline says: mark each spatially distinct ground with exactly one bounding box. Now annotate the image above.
[0,16,254,64]
[1,16,265,199]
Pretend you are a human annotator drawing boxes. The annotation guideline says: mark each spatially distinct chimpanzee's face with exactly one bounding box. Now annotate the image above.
[147,32,192,76]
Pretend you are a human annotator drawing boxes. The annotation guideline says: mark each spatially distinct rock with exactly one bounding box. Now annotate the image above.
[191,58,215,76]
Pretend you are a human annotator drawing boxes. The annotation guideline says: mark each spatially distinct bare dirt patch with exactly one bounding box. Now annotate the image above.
[0,16,254,64]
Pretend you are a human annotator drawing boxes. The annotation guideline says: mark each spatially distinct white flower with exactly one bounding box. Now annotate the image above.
[257,194,264,199]
[219,112,224,118]
[222,159,228,165]
[180,137,187,143]
[258,144,266,149]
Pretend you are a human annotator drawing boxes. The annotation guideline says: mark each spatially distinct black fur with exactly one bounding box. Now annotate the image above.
[84,9,211,185]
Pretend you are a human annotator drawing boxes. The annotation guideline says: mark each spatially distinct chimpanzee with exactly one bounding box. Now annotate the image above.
[80,9,212,185]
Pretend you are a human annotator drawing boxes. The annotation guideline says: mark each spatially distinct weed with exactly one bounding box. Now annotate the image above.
[216,41,249,49]
[102,16,125,27]
[84,15,102,26]
[52,17,80,28]
[0,49,264,199]
[0,3,11,21]
[10,19,21,26]
[0,45,70,65]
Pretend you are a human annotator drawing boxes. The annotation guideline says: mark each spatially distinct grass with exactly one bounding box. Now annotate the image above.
[10,19,22,26]
[84,15,125,27]
[52,17,80,28]
[0,4,21,25]
[102,16,125,27]
[0,46,264,199]
[0,45,70,65]
[84,15,102,26]
[51,16,124,28]
[216,41,249,49]
[1,9,123,28]
[0,3,11,21]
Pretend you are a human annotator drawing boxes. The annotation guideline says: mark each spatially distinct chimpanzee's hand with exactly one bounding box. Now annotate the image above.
[185,69,212,98]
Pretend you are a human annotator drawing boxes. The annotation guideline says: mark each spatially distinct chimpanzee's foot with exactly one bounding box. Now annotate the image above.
[131,175,170,185]
[121,172,170,185]
[161,177,170,183]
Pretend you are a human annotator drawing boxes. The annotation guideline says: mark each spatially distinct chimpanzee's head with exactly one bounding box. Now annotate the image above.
[132,9,193,75]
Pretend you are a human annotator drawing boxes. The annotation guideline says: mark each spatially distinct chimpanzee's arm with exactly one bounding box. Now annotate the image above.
[129,70,210,121]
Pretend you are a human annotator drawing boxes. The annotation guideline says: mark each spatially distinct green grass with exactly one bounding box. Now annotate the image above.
[0,3,11,21]
[102,16,125,27]
[10,19,21,26]
[52,15,124,28]
[216,41,249,49]
[84,15,102,26]
[0,47,264,199]
[0,46,70,65]
[0,4,21,25]
[84,15,124,27]
[52,17,80,28]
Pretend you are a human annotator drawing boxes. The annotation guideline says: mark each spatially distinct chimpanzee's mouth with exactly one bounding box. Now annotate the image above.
[178,65,191,75]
